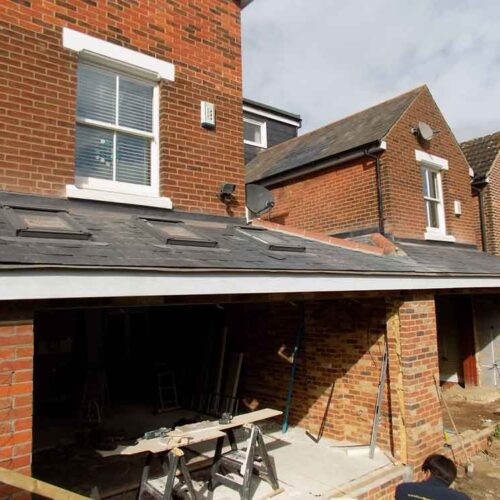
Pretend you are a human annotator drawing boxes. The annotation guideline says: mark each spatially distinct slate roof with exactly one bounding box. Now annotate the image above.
[0,191,499,278]
[461,131,500,181]
[246,86,424,184]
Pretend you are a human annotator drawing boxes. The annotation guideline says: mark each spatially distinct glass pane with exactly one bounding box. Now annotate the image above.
[17,210,73,231]
[427,200,440,228]
[75,125,113,180]
[428,171,439,199]
[77,65,116,124]
[119,78,153,132]
[149,221,199,239]
[116,133,151,185]
[244,121,262,144]
[421,169,429,197]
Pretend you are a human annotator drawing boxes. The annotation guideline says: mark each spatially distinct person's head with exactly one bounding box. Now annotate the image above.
[421,454,457,486]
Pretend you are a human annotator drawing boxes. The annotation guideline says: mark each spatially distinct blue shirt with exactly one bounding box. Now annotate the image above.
[395,477,471,499]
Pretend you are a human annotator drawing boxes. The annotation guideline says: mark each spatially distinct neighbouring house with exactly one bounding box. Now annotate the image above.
[461,132,500,255]
[0,2,499,499]
[243,98,302,163]
[246,86,500,389]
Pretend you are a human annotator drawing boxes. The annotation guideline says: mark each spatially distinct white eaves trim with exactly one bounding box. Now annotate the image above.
[62,28,175,81]
[0,269,499,301]
[66,185,173,210]
[415,150,448,170]
[243,105,301,127]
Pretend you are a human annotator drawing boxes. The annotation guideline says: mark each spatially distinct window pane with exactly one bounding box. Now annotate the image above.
[244,121,262,144]
[116,133,151,185]
[75,125,113,180]
[428,171,439,199]
[119,78,153,132]
[77,65,116,124]
[427,200,440,228]
[421,169,429,197]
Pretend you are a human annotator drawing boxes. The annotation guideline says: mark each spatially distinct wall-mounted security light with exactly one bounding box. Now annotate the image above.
[454,200,462,216]
[218,183,236,203]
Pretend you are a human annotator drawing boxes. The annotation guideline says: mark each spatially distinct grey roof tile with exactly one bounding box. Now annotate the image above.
[246,87,423,183]
[461,131,500,180]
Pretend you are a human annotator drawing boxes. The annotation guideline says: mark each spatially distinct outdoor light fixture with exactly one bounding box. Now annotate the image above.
[218,183,236,203]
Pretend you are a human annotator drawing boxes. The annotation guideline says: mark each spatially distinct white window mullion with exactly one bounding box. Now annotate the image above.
[113,75,120,182]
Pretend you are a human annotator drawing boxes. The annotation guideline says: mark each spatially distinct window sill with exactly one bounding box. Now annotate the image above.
[244,140,267,149]
[66,185,173,210]
[424,231,456,243]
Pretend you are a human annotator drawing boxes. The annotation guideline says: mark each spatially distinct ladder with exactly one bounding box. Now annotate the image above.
[157,368,179,413]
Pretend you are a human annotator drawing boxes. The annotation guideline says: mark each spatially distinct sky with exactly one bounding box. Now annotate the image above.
[241,0,500,141]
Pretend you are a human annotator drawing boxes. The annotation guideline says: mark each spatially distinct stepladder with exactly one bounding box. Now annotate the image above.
[210,424,282,500]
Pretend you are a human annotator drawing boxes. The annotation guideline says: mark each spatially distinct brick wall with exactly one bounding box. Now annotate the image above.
[268,157,379,234]
[0,0,245,216]
[265,87,477,244]
[381,88,477,244]
[0,320,33,496]
[482,156,500,254]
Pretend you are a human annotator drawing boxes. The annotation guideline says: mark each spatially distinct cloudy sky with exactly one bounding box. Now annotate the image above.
[242,0,500,141]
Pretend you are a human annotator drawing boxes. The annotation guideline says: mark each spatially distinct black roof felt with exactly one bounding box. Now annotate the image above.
[246,87,423,184]
[0,191,499,276]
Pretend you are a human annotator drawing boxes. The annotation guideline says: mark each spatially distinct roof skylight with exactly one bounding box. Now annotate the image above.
[137,217,218,248]
[2,206,92,240]
[238,226,306,252]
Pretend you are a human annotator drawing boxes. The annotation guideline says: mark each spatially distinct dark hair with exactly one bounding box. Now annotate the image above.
[422,454,457,486]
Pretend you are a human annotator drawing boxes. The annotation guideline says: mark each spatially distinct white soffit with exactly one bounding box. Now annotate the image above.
[0,270,499,301]
[62,28,175,81]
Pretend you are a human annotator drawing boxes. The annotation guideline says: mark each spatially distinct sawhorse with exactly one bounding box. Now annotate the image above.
[210,424,281,499]
[137,447,196,500]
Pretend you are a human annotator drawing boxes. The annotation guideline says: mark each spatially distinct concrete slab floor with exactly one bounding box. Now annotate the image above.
[185,423,392,499]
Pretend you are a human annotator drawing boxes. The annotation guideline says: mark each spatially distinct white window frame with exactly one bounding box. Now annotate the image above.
[63,28,175,209]
[415,150,455,242]
[244,116,268,148]
[75,63,160,197]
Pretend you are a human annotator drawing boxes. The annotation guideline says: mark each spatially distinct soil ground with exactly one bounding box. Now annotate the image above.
[454,438,500,500]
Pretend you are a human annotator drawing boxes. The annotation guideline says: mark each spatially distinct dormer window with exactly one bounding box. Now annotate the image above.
[244,116,267,148]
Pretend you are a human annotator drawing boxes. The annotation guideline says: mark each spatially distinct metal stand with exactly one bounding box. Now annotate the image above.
[210,424,280,500]
[369,341,388,459]
[137,448,196,500]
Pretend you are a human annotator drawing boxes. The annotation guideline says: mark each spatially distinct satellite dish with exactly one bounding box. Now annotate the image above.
[246,183,275,215]
[416,121,434,141]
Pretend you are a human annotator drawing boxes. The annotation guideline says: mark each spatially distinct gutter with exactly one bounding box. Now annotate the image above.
[256,140,387,188]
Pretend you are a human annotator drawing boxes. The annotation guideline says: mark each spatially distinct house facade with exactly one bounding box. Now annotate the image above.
[246,87,500,390]
[461,132,500,255]
[0,1,499,498]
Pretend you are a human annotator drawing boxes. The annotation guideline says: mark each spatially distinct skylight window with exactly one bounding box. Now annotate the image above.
[238,226,306,252]
[2,206,92,240]
[137,217,218,248]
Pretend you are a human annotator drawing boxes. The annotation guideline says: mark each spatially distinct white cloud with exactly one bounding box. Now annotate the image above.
[242,0,500,141]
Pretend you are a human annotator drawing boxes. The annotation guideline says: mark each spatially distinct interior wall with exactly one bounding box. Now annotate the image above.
[473,295,500,387]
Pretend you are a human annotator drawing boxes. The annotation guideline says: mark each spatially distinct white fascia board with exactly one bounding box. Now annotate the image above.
[415,150,449,170]
[62,28,175,81]
[66,185,173,210]
[0,270,499,301]
[243,105,301,127]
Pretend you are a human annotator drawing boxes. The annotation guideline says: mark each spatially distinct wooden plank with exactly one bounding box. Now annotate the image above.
[0,467,90,500]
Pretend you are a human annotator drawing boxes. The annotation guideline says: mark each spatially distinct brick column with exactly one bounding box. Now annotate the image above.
[386,294,443,467]
[0,321,33,476]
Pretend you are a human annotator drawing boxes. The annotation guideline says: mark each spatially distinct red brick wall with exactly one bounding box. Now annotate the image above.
[0,0,244,216]
[268,157,379,234]
[482,157,500,254]
[381,88,476,243]
[0,321,33,480]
